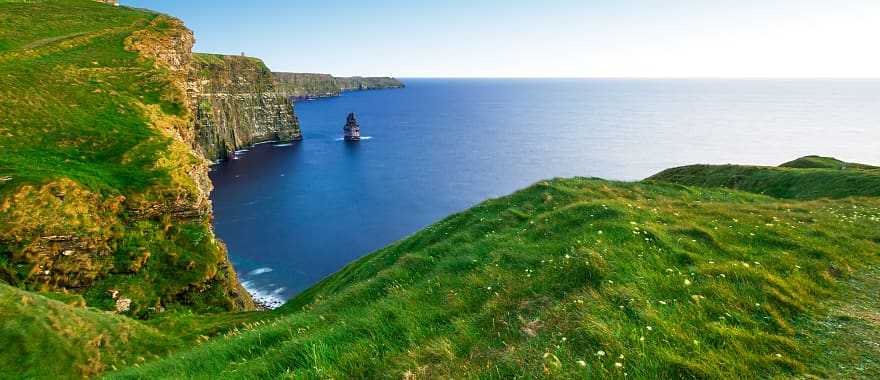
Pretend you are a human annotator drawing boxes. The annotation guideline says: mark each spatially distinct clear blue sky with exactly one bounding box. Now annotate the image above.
[123,0,880,78]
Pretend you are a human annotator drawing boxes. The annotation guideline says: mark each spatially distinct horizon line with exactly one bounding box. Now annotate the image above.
[384,76,880,80]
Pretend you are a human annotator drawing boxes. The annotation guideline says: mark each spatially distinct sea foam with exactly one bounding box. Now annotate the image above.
[248,267,273,276]
[241,280,285,309]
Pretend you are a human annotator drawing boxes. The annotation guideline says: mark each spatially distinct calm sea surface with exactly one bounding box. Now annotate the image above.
[209,79,880,304]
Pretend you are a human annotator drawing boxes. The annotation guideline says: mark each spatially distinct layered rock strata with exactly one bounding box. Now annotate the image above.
[190,54,302,160]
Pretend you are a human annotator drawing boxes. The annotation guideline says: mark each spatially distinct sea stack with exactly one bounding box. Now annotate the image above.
[343,112,361,141]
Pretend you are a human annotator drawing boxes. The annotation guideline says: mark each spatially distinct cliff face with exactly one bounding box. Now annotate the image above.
[336,76,405,92]
[190,54,302,160]
[0,3,253,317]
[272,72,340,100]
[273,72,404,100]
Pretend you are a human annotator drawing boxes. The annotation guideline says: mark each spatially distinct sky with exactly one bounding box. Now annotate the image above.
[123,0,880,78]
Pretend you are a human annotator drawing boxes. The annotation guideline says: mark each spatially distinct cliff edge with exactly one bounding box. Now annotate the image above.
[273,72,404,100]
[190,54,302,160]
[0,1,253,316]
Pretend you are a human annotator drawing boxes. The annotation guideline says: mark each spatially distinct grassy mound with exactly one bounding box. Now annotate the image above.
[780,155,878,170]
[649,156,880,200]
[0,283,174,379]
[0,281,268,379]
[109,177,880,379]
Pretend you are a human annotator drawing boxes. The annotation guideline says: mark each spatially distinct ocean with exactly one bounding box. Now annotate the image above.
[209,78,880,305]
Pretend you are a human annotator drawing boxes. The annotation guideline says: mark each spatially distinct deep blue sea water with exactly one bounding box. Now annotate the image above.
[209,79,880,305]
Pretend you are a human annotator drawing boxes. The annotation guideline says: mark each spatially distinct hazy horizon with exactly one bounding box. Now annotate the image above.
[127,0,880,79]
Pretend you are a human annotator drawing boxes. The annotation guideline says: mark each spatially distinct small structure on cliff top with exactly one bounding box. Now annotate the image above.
[343,113,361,141]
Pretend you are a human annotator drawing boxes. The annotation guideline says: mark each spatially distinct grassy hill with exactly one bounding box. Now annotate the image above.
[779,155,878,171]
[649,156,880,200]
[109,171,880,379]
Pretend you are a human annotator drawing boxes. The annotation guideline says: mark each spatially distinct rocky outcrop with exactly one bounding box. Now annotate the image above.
[190,54,302,160]
[343,113,361,141]
[273,72,404,100]
[122,19,258,312]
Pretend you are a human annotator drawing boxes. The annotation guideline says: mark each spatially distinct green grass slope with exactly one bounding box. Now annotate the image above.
[110,176,880,379]
[0,0,252,315]
[0,283,174,379]
[649,156,880,200]
[0,0,182,193]
[1,281,268,379]
[780,155,878,170]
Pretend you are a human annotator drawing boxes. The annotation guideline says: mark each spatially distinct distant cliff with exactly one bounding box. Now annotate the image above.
[273,72,404,100]
[190,54,302,160]
[336,76,405,92]
[272,72,339,100]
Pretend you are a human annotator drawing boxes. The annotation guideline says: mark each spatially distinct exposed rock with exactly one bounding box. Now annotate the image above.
[344,112,361,141]
[108,289,132,313]
[189,54,302,160]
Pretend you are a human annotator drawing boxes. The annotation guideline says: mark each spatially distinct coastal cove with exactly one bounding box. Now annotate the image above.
[210,78,880,304]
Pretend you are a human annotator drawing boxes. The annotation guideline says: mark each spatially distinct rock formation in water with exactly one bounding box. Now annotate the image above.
[344,113,361,141]
[189,54,302,160]
[273,72,404,101]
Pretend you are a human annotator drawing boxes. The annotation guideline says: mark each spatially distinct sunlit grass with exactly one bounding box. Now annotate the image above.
[649,155,880,199]
[109,177,880,379]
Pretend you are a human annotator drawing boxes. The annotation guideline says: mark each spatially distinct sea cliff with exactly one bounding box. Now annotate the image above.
[273,72,404,100]
[0,3,254,317]
[190,54,302,161]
